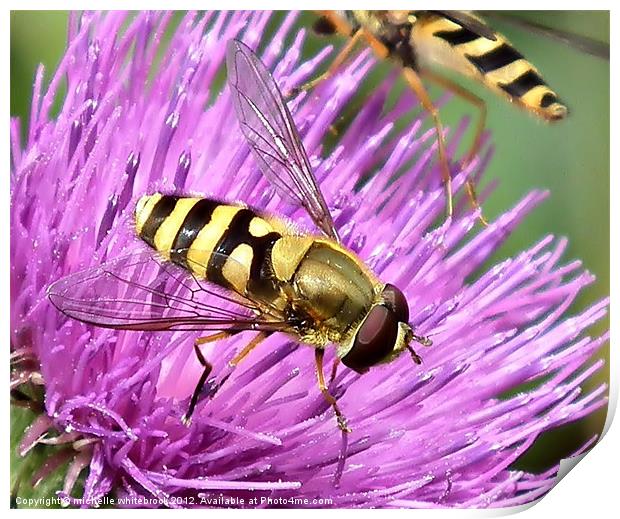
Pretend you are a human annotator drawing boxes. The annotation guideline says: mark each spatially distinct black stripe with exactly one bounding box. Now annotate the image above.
[209,209,255,287]
[499,70,546,99]
[170,198,220,269]
[540,92,557,108]
[207,209,282,290]
[140,195,179,249]
[250,232,281,283]
[467,43,524,73]
[434,27,480,46]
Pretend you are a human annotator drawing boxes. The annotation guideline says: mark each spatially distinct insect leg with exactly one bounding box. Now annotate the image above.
[183,331,235,425]
[422,69,489,226]
[292,28,366,95]
[406,345,423,365]
[422,71,488,165]
[346,28,454,219]
[228,332,270,367]
[315,348,351,433]
[195,331,232,346]
[401,67,454,220]
[406,330,432,365]
[329,357,340,385]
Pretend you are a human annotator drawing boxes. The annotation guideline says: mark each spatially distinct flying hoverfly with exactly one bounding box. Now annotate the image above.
[304,10,610,225]
[47,39,431,433]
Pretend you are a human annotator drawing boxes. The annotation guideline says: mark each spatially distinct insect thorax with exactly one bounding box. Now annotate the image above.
[350,10,419,70]
[285,239,379,346]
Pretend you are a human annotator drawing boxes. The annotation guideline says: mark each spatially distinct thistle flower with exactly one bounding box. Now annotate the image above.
[10,11,608,509]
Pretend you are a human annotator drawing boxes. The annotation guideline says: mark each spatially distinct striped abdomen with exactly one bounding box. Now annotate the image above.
[412,13,568,121]
[135,194,283,297]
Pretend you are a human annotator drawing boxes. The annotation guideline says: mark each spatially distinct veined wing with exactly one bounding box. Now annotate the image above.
[226,39,340,242]
[47,250,291,333]
[484,11,609,60]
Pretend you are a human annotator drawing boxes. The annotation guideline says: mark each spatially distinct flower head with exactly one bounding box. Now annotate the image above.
[11,11,608,508]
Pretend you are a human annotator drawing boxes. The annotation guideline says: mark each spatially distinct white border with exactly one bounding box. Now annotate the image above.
[4,2,616,516]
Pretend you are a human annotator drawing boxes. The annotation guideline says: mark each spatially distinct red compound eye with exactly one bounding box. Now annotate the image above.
[342,305,398,374]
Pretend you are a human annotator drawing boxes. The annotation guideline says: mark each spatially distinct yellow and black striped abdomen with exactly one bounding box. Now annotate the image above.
[135,194,283,295]
[412,14,568,121]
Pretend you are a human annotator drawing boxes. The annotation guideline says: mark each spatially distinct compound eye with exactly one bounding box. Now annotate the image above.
[341,305,398,374]
[382,283,409,324]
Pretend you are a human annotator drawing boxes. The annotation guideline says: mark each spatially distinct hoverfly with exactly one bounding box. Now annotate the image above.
[47,39,431,434]
[304,10,610,224]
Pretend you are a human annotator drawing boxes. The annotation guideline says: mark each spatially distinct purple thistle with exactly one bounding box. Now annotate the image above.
[10,11,608,508]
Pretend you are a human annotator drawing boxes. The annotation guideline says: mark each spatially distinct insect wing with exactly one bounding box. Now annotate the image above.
[226,39,339,242]
[433,10,497,41]
[47,250,290,333]
[485,12,609,60]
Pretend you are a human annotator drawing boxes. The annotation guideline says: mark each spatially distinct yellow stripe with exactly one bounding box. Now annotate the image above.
[248,216,274,237]
[135,194,162,235]
[270,236,314,282]
[186,205,241,278]
[153,198,200,259]
[223,243,253,294]
[486,59,532,86]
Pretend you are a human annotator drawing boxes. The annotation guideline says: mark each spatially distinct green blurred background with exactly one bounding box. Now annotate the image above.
[10,10,609,496]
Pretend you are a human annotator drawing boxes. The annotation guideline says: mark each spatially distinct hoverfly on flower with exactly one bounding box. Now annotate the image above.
[47,39,431,434]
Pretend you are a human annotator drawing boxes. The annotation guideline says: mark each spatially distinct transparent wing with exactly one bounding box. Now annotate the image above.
[484,12,609,60]
[433,10,498,41]
[226,39,339,241]
[47,250,292,333]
